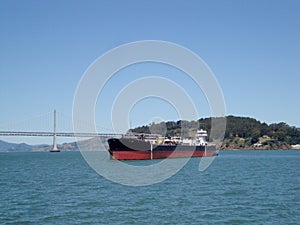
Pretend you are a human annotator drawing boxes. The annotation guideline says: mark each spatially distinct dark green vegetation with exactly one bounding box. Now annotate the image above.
[130,116,300,150]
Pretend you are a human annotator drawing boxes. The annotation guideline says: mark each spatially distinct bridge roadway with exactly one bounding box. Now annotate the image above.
[0,131,121,138]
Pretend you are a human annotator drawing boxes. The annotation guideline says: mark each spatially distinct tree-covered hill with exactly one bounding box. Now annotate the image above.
[129,115,300,149]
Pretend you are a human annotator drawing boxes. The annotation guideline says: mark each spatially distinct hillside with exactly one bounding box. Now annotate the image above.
[130,115,300,150]
[1,116,299,151]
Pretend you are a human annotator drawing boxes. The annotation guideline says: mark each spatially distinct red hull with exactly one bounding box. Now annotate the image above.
[110,149,217,160]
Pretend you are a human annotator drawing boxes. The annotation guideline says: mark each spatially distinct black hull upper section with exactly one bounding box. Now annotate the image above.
[108,138,216,152]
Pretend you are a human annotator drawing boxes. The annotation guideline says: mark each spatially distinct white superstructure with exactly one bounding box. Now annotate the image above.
[130,129,210,146]
[196,129,208,146]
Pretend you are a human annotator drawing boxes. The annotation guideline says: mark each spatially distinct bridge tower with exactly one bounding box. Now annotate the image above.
[50,109,60,152]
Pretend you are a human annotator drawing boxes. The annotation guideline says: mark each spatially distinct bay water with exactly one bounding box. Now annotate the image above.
[0,150,299,224]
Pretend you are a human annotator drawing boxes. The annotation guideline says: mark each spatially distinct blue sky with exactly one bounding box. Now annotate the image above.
[0,0,299,143]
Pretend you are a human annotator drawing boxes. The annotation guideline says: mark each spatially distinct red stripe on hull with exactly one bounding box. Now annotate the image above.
[110,150,217,160]
[111,150,150,160]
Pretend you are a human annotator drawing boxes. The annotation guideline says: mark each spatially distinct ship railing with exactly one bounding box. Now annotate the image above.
[122,132,162,139]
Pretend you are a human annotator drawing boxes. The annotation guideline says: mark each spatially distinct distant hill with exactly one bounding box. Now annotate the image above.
[32,137,108,152]
[129,115,300,150]
[0,137,108,152]
[0,140,48,152]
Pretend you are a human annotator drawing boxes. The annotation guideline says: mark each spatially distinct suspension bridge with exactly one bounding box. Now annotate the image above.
[0,110,121,152]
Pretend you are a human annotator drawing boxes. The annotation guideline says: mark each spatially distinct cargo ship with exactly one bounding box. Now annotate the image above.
[108,129,218,160]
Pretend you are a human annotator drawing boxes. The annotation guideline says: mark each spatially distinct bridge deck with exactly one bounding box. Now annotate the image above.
[0,131,121,137]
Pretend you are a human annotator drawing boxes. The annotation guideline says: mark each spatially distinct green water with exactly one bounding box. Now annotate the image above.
[0,150,299,224]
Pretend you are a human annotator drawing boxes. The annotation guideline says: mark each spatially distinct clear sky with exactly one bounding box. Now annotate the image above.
[0,0,299,143]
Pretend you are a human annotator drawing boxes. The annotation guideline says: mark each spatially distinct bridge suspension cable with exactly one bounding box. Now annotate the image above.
[0,111,53,132]
[0,109,141,135]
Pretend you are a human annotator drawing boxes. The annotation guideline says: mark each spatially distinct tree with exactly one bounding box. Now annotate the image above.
[251,137,259,145]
